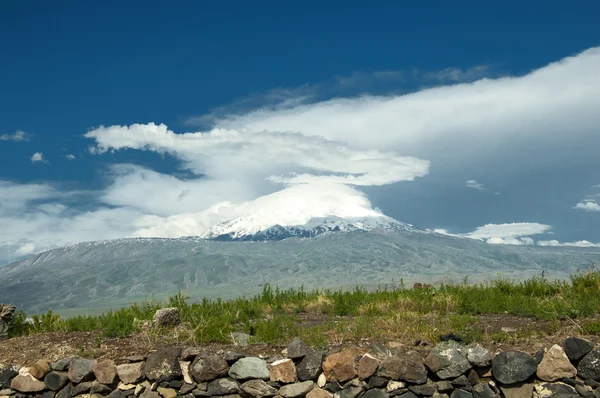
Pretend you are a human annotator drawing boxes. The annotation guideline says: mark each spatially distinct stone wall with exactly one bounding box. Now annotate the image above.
[1,337,600,398]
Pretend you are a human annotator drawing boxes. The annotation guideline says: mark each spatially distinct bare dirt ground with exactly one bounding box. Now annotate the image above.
[1,314,598,367]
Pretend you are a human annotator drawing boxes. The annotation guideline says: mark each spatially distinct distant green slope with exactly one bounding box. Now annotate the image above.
[0,230,598,314]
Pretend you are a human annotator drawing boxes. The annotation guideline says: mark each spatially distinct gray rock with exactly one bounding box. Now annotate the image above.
[435,381,453,393]
[140,390,161,398]
[180,383,197,395]
[491,351,536,385]
[369,377,389,389]
[563,337,594,362]
[450,390,472,398]
[190,356,229,382]
[50,357,76,372]
[472,383,495,398]
[121,355,146,363]
[578,348,600,381]
[280,381,315,398]
[297,351,325,381]
[452,375,469,388]
[153,308,180,327]
[44,371,69,391]
[466,346,492,368]
[334,385,362,398]
[397,392,418,398]
[231,332,252,347]
[224,352,246,364]
[0,368,18,388]
[324,382,342,393]
[72,380,95,395]
[181,347,202,361]
[207,378,240,395]
[108,390,124,398]
[368,344,392,359]
[55,383,73,398]
[287,338,310,360]
[425,344,471,380]
[362,389,390,398]
[378,352,427,384]
[144,347,182,382]
[191,388,211,397]
[228,357,269,381]
[90,381,113,395]
[241,379,278,397]
[0,304,16,341]
[409,384,436,396]
[41,390,56,398]
[68,358,97,383]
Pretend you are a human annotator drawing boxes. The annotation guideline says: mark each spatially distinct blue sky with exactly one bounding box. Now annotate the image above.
[1,1,600,263]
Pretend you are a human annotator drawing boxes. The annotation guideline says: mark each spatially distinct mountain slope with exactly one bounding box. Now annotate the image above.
[1,229,599,314]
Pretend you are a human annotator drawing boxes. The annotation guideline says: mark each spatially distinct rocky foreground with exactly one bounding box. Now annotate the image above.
[2,336,600,398]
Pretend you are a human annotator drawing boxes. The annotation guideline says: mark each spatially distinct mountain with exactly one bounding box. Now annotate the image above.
[202,215,415,241]
[1,220,599,314]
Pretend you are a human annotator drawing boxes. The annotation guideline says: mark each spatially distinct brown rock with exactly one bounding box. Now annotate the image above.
[500,382,533,398]
[357,354,379,380]
[306,387,333,398]
[29,360,50,380]
[269,359,296,384]
[377,352,427,384]
[117,362,144,384]
[322,351,357,383]
[157,386,177,398]
[11,374,46,393]
[94,359,118,385]
[537,345,577,382]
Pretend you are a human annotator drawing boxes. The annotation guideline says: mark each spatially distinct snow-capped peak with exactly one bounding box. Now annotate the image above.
[201,214,413,241]
[134,183,414,240]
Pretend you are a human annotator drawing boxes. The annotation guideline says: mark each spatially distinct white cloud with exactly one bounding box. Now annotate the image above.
[132,183,386,238]
[574,200,600,212]
[30,152,45,163]
[65,154,76,160]
[0,130,31,142]
[537,240,600,248]
[435,222,550,246]
[207,48,600,173]
[85,124,429,187]
[466,180,486,191]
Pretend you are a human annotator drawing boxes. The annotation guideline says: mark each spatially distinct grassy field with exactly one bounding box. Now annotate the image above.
[7,270,600,347]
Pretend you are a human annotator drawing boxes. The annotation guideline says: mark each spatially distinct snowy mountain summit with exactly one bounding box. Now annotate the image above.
[202,214,415,241]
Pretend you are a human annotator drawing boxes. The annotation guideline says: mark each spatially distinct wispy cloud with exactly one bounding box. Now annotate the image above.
[65,154,76,160]
[422,65,490,83]
[0,130,31,142]
[435,222,550,246]
[538,240,600,248]
[574,200,600,212]
[466,180,486,191]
